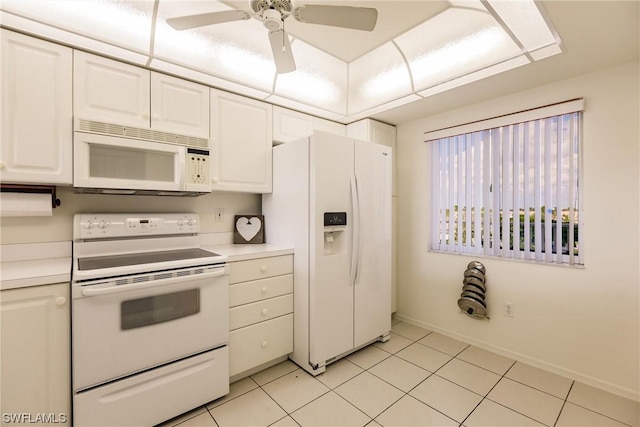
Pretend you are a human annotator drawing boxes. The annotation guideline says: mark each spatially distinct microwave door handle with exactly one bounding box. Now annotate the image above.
[80,267,226,297]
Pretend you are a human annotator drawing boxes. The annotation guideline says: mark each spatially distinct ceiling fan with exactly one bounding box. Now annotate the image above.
[166,0,378,74]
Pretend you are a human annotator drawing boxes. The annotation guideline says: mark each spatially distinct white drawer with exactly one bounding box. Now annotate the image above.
[229,274,293,307]
[229,314,293,377]
[228,255,293,284]
[229,294,293,330]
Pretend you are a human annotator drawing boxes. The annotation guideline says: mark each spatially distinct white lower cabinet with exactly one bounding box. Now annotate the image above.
[0,283,70,426]
[228,255,293,377]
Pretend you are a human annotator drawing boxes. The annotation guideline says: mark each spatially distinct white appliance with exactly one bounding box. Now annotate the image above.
[71,213,229,426]
[263,131,392,375]
[73,118,211,196]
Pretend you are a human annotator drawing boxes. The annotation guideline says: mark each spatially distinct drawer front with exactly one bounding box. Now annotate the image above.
[229,294,293,331]
[229,314,293,377]
[228,255,293,284]
[229,274,293,307]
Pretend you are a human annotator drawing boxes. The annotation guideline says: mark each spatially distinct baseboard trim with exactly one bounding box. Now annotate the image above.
[393,313,640,402]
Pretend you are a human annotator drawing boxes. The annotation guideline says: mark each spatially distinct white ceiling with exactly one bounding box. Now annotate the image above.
[1,1,637,126]
[222,0,452,62]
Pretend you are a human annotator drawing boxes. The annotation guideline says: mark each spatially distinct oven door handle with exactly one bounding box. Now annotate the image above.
[80,267,227,297]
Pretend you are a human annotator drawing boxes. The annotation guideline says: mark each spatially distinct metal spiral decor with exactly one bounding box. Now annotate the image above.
[457,261,488,319]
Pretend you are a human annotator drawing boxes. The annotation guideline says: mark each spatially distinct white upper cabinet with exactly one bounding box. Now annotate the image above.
[74,51,209,138]
[1,29,73,185]
[150,72,209,138]
[272,106,345,144]
[314,117,347,137]
[74,51,150,129]
[272,106,314,144]
[346,118,396,148]
[210,89,272,193]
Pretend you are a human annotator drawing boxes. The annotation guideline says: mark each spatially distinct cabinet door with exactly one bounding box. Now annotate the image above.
[150,72,209,138]
[369,119,396,148]
[313,117,346,136]
[210,89,272,193]
[0,283,70,426]
[229,314,293,377]
[272,106,314,144]
[1,30,72,185]
[74,50,150,128]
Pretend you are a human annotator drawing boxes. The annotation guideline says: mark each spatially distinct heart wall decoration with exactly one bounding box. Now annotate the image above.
[233,215,265,244]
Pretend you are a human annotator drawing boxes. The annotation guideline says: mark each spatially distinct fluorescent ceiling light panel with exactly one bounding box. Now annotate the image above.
[155,2,276,92]
[149,58,272,100]
[0,10,150,65]
[1,0,153,54]
[488,0,557,51]
[348,42,413,115]
[417,55,530,98]
[395,7,521,93]
[274,39,347,114]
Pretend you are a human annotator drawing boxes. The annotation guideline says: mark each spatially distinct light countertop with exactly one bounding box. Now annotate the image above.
[1,242,72,291]
[202,243,293,262]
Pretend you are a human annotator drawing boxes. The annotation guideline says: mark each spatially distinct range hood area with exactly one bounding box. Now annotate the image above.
[0,0,562,123]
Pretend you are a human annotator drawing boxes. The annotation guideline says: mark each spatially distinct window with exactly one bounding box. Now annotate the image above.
[427,100,583,265]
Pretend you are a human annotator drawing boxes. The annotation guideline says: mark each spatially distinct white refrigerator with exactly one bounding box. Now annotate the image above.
[263,131,392,375]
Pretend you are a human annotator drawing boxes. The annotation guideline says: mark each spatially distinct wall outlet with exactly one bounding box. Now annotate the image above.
[503,302,515,317]
[215,208,224,222]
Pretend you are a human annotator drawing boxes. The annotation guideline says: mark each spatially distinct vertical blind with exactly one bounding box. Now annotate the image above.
[426,99,583,265]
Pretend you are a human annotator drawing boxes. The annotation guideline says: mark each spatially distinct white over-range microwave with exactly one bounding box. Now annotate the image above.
[73,118,211,196]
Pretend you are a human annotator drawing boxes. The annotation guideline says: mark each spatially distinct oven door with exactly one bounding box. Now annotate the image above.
[72,266,228,391]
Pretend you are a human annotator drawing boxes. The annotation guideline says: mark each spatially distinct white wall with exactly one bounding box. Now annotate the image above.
[395,61,639,400]
[0,188,260,244]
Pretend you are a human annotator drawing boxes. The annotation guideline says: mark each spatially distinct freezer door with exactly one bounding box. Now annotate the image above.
[353,140,392,348]
[309,133,355,366]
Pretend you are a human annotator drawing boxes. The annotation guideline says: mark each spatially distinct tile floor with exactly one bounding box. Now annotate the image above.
[158,320,639,427]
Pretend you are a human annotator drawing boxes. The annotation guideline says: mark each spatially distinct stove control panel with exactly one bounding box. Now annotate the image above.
[75,213,200,239]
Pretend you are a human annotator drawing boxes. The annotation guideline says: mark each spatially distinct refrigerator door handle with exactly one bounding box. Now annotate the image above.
[350,172,361,286]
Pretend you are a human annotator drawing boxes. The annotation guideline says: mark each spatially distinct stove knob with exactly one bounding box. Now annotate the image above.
[187,218,197,227]
[97,220,108,229]
[177,219,184,227]
[82,220,94,229]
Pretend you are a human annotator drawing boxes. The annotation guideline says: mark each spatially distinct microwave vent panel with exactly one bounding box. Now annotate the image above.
[75,119,209,149]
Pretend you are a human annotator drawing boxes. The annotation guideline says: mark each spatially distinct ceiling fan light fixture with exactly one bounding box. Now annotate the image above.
[262,8,283,31]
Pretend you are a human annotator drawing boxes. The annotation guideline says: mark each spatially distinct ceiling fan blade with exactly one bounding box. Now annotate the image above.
[292,5,378,31]
[166,10,250,30]
[269,30,296,74]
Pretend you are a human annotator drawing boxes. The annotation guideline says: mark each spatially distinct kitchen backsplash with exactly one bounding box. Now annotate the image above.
[0,187,260,244]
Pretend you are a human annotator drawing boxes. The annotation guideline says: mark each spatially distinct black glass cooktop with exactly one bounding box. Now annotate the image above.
[78,248,221,271]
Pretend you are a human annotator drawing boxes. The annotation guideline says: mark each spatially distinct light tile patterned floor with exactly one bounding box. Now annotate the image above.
[158,320,639,427]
